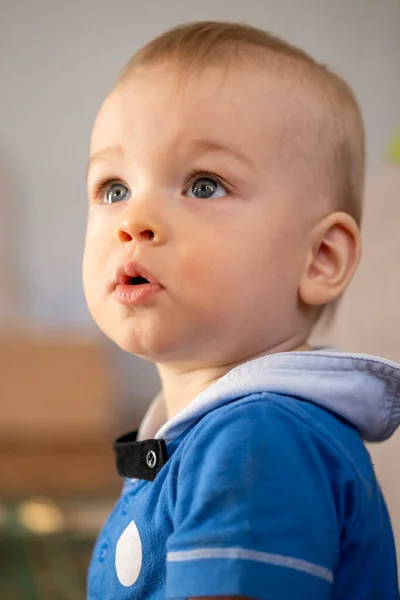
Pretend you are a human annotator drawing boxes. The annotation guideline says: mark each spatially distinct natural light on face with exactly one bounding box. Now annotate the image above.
[83,64,311,369]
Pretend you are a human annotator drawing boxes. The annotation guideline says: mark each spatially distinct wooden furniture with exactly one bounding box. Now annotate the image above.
[0,333,120,498]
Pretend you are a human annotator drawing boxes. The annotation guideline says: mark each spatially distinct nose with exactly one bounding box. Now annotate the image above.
[116,196,166,246]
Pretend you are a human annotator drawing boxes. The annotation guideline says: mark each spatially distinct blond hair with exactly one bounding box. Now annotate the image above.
[119,21,365,225]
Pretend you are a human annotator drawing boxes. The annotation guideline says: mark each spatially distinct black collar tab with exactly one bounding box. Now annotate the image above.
[114,431,168,481]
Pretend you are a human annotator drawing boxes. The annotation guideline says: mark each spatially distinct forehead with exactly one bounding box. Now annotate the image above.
[90,64,289,162]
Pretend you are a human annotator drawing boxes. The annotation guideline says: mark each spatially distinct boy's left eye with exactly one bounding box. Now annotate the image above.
[185,176,228,199]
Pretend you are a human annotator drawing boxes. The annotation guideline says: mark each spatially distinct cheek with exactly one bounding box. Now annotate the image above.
[82,210,113,295]
[85,207,113,244]
[175,213,305,310]
[176,234,231,285]
[173,235,250,323]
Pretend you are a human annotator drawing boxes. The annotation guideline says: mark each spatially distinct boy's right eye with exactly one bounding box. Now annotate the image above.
[103,182,131,204]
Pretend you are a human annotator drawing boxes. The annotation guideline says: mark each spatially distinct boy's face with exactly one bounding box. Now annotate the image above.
[83,64,313,367]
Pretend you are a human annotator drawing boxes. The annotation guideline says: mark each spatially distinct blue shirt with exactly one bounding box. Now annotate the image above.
[87,391,399,599]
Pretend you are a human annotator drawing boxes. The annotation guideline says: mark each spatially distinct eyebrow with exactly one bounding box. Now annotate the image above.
[87,144,124,178]
[187,138,257,171]
[86,138,257,178]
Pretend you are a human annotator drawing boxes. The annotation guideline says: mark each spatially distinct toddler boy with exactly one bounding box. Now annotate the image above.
[83,21,400,600]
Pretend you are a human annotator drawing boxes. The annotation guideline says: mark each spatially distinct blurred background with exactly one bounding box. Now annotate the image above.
[1,0,399,598]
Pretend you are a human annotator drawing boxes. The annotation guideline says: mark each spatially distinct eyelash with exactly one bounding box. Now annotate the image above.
[90,171,232,202]
[90,176,124,202]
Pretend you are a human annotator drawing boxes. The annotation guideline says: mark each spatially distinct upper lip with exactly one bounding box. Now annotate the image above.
[114,261,161,287]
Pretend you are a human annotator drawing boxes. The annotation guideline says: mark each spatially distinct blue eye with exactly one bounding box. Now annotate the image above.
[186,176,228,199]
[104,182,131,204]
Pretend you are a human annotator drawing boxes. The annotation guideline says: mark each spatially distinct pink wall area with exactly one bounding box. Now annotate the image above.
[313,164,400,567]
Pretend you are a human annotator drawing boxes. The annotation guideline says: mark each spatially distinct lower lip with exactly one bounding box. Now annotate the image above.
[114,282,163,306]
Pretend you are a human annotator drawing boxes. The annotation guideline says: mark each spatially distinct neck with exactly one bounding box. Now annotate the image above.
[156,338,310,419]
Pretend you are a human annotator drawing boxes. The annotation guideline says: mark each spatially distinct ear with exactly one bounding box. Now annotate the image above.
[299,212,361,307]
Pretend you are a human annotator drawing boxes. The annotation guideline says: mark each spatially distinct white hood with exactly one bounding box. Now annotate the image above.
[138,349,400,445]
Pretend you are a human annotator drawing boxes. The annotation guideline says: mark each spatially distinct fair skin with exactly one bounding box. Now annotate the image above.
[84,63,359,419]
[83,62,360,600]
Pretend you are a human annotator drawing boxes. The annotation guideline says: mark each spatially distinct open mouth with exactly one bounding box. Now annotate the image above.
[128,276,150,286]
[114,262,162,305]
[115,262,161,289]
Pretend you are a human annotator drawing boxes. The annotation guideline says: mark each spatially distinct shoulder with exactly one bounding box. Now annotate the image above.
[177,392,373,500]
[168,394,349,598]
[181,391,363,459]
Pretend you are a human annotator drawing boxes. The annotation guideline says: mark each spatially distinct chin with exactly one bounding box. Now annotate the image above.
[103,319,176,362]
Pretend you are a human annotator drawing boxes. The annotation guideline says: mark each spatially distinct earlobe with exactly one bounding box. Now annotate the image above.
[299,213,361,307]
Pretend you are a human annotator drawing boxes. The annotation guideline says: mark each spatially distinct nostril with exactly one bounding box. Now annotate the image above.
[142,229,155,241]
[118,231,133,243]
[117,227,156,244]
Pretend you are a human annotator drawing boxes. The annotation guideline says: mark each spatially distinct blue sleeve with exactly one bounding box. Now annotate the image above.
[166,395,344,600]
